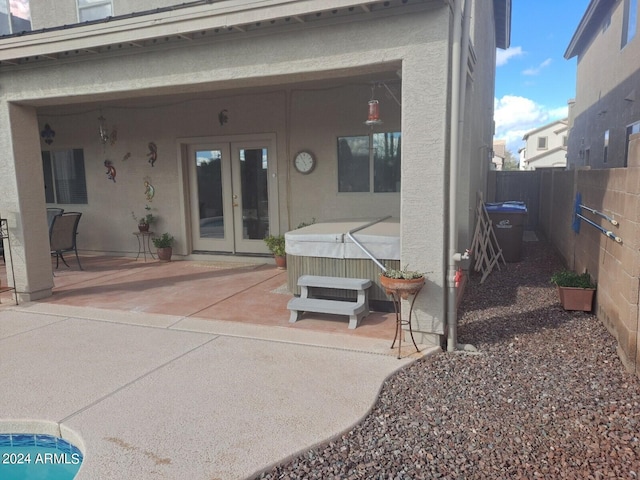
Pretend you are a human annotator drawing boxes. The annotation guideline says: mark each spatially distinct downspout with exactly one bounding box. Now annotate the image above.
[447,0,473,352]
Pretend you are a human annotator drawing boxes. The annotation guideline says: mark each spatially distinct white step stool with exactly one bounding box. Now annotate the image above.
[287,275,372,329]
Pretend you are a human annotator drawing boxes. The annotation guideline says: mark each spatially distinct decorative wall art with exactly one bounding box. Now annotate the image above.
[147,142,158,167]
[40,123,55,145]
[122,152,131,161]
[218,109,228,126]
[104,160,116,182]
[144,178,155,202]
[98,115,117,146]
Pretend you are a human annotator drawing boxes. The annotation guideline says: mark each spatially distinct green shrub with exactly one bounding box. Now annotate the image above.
[264,235,285,256]
[381,265,423,279]
[550,270,595,289]
[152,233,174,248]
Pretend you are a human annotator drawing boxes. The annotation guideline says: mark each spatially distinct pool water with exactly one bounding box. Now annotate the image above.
[0,433,83,480]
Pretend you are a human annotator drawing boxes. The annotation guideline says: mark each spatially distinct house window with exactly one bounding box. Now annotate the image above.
[603,130,609,164]
[602,13,611,33]
[0,0,31,35]
[338,132,401,193]
[622,0,638,48]
[77,0,113,22]
[42,149,88,204]
[625,121,640,167]
[537,136,548,150]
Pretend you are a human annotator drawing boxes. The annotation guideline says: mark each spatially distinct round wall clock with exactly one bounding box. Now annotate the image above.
[293,150,316,174]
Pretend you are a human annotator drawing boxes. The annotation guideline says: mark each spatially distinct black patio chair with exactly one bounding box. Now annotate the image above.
[46,207,64,236]
[50,212,83,270]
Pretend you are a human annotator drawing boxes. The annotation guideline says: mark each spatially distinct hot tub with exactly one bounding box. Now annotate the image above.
[285,217,401,302]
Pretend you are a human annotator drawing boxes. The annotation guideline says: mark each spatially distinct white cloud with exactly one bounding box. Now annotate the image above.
[494,95,568,154]
[496,46,524,66]
[522,58,553,76]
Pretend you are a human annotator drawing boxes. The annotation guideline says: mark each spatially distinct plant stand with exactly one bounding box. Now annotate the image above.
[133,231,155,261]
[380,277,424,359]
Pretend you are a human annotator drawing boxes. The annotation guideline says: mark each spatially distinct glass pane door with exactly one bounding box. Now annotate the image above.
[232,143,271,254]
[189,145,233,252]
[188,136,277,255]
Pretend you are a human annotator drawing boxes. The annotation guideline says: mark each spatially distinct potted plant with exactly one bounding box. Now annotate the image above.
[380,266,425,299]
[152,232,174,262]
[550,270,596,312]
[131,205,156,232]
[264,234,286,269]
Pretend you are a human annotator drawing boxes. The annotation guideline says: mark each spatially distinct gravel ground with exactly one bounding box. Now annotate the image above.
[255,239,640,479]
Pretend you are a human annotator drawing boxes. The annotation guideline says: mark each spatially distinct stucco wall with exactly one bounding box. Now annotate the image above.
[1,4,454,327]
[539,134,640,376]
[30,0,239,29]
[34,82,402,257]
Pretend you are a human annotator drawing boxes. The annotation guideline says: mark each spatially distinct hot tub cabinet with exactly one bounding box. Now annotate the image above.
[285,218,401,303]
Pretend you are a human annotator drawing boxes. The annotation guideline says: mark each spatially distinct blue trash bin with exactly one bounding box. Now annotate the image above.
[485,202,528,262]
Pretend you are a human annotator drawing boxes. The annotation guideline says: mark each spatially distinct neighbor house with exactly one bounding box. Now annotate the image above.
[565,0,640,168]
[519,118,568,170]
[491,139,506,170]
[533,0,640,376]
[0,0,510,350]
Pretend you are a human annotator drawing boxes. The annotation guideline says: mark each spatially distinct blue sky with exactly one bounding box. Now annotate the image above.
[495,0,592,155]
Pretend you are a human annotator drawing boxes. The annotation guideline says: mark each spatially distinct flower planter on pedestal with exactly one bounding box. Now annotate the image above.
[557,286,595,312]
[379,275,425,299]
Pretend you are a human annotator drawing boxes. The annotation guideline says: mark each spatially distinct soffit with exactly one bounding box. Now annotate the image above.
[564,0,611,59]
[493,0,512,50]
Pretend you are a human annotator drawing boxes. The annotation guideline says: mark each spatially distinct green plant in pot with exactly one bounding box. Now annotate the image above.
[264,234,286,269]
[131,205,156,232]
[152,232,174,262]
[550,270,596,312]
[380,265,425,299]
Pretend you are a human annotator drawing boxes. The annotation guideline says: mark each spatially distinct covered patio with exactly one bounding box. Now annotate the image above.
[1,255,402,348]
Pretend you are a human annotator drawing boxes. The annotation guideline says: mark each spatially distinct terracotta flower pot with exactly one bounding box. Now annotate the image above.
[379,275,425,299]
[557,286,595,312]
[274,255,286,270]
[157,247,172,262]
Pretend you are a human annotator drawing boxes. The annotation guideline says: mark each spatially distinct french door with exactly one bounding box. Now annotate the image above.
[188,135,277,254]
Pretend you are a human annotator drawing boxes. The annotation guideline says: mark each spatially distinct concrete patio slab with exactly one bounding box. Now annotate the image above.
[64,335,411,479]
[0,314,214,420]
[0,310,66,338]
[0,256,438,478]
[0,302,431,479]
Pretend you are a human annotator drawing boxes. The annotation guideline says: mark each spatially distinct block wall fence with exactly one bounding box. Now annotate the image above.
[538,133,640,376]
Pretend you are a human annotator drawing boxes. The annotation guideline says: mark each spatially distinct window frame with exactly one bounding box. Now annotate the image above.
[603,129,610,164]
[625,120,640,167]
[42,148,89,205]
[537,136,548,150]
[337,131,401,194]
[77,0,113,22]
[622,0,638,48]
[0,0,32,35]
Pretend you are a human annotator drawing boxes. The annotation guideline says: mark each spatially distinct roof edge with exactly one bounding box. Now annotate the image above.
[565,0,608,59]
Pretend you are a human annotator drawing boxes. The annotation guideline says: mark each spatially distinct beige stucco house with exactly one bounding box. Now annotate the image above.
[565,0,640,168]
[0,0,510,350]
[519,118,568,170]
